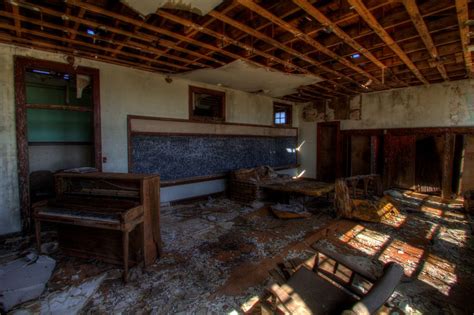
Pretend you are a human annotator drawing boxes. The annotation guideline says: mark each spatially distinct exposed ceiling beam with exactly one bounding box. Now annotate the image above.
[236,0,384,87]
[0,10,210,69]
[208,10,363,93]
[16,2,222,66]
[455,0,473,78]
[292,0,386,71]
[347,0,429,85]
[0,22,190,71]
[62,1,242,63]
[402,0,449,80]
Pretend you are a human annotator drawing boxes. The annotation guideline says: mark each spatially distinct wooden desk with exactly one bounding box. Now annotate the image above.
[34,172,161,281]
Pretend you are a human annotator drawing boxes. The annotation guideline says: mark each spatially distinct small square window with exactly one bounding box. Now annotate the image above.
[273,103,292,127]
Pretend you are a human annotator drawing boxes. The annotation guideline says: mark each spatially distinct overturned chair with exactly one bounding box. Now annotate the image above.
[262,250,404,314]
[334,175,399,223]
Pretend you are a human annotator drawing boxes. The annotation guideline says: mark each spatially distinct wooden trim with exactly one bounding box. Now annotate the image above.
[28,141,94,146]
[130,131,296,139]
[273,102,293,127]
[160,164,300,187]
[128,114,298,131]
[188,85,226,122]
[14,56,102,231]
[341,126,474,135]
[26,104,93,112]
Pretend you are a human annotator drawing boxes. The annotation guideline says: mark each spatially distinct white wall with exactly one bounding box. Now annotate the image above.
[0,43,298,235]
[298,80,474,179]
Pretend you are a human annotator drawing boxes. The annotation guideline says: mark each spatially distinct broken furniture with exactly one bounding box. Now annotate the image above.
[334,174,398,222]
[0,254,56,312]
[264,249,404,314]
[229,166,293,203]
[261,178,335,201]
[33,172,161,281]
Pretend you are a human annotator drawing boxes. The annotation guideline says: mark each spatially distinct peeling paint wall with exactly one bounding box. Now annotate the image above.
[0,43,297,235]
[298,80,474,178]
[0,47,21,235]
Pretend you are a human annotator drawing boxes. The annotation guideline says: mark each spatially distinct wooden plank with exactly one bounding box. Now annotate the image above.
[236,0,383,87]
[347,0,429,85]
[455,0,473,77]
[292,0,386,71]
[26,104,93,112]
[403,0,449,80]
[208,11,362,94]
[442,133,455,199]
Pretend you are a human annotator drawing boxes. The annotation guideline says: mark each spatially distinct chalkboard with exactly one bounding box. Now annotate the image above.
[27,109,92,142]
[131,134,297,180]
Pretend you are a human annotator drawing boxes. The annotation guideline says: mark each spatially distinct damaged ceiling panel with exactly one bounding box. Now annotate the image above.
[176,60,323,98]
[121,0,224,16]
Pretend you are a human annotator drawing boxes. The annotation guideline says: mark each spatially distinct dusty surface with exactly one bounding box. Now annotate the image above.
[2,192,473,314]
[314,190,474,314]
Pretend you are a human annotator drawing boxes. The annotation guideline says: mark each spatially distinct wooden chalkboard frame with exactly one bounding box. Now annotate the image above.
[127,115,299,186]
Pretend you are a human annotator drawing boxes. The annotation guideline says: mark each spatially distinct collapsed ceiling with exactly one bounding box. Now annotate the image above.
[177,60,322,97]
[0,0,471,102]
[121,0,224,16]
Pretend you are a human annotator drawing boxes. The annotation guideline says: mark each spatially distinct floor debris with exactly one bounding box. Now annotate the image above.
[0,254,56,312]
[1,192,473,314]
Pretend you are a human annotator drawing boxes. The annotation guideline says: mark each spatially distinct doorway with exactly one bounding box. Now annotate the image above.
[317,122,341,181]
[15,57,101,230]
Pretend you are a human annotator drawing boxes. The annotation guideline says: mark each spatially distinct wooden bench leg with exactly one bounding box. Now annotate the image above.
[122,230,129,283]
[35,220,42,254]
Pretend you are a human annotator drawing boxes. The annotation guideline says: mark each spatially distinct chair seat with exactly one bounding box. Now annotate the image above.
[280,267,357,315]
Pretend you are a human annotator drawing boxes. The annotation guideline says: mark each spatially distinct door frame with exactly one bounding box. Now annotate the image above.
[316,121,342,181]
[14,56,102,231]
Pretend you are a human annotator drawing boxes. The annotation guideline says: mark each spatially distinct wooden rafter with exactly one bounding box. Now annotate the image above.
[455,0,473,77]
[0,22,190,71]
[292,0,385,71]
[10,2,219,67]
[402,0,449,80]
[236,0,383,87]
[347,0,429,85]
[10,3,21,37]
[156,10,356,97]
[208,11,363,93]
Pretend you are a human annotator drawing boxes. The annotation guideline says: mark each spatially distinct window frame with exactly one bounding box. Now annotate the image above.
[273,102,293,127]
[189,85,226,122]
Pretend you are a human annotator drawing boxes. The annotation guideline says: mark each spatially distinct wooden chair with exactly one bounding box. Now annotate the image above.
[262,250,404,315]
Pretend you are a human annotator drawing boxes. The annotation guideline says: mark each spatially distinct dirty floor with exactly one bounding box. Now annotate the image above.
[2,192,474,314]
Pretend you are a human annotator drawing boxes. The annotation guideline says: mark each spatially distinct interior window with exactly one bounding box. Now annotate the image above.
[189,86,225,121]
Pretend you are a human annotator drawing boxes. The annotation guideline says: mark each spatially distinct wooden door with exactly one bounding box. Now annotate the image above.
[317,122,341,181]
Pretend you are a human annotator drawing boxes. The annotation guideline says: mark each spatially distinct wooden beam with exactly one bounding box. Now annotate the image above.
[208,11,363,93]
[442,133,455,199]
[11,3,21,37]
[0,23,189,72]
[455,0,473,77]
[7,3,219,67]
[402,0,449,80]
[292,0,386,71]
[347,0,429,85]
[70,8,85,40]
[64,1,241,63]
[236,0,383,87]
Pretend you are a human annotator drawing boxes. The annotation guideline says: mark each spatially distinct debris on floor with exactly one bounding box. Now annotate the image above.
[0,193,473,314]
[270,203,311,219]
[0,253,56,312]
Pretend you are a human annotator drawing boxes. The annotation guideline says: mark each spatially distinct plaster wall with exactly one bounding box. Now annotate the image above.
[0,43,297,235]
[298,80,474,179]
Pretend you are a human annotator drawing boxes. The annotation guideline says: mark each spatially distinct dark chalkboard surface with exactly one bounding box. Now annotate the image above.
[131,134,297,180]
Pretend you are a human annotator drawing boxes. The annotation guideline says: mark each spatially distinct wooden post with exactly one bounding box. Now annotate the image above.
[442,133,456,199]
[122,230,129,282]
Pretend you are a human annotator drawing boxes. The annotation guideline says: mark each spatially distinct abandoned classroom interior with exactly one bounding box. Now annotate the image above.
[0,0,474,314]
